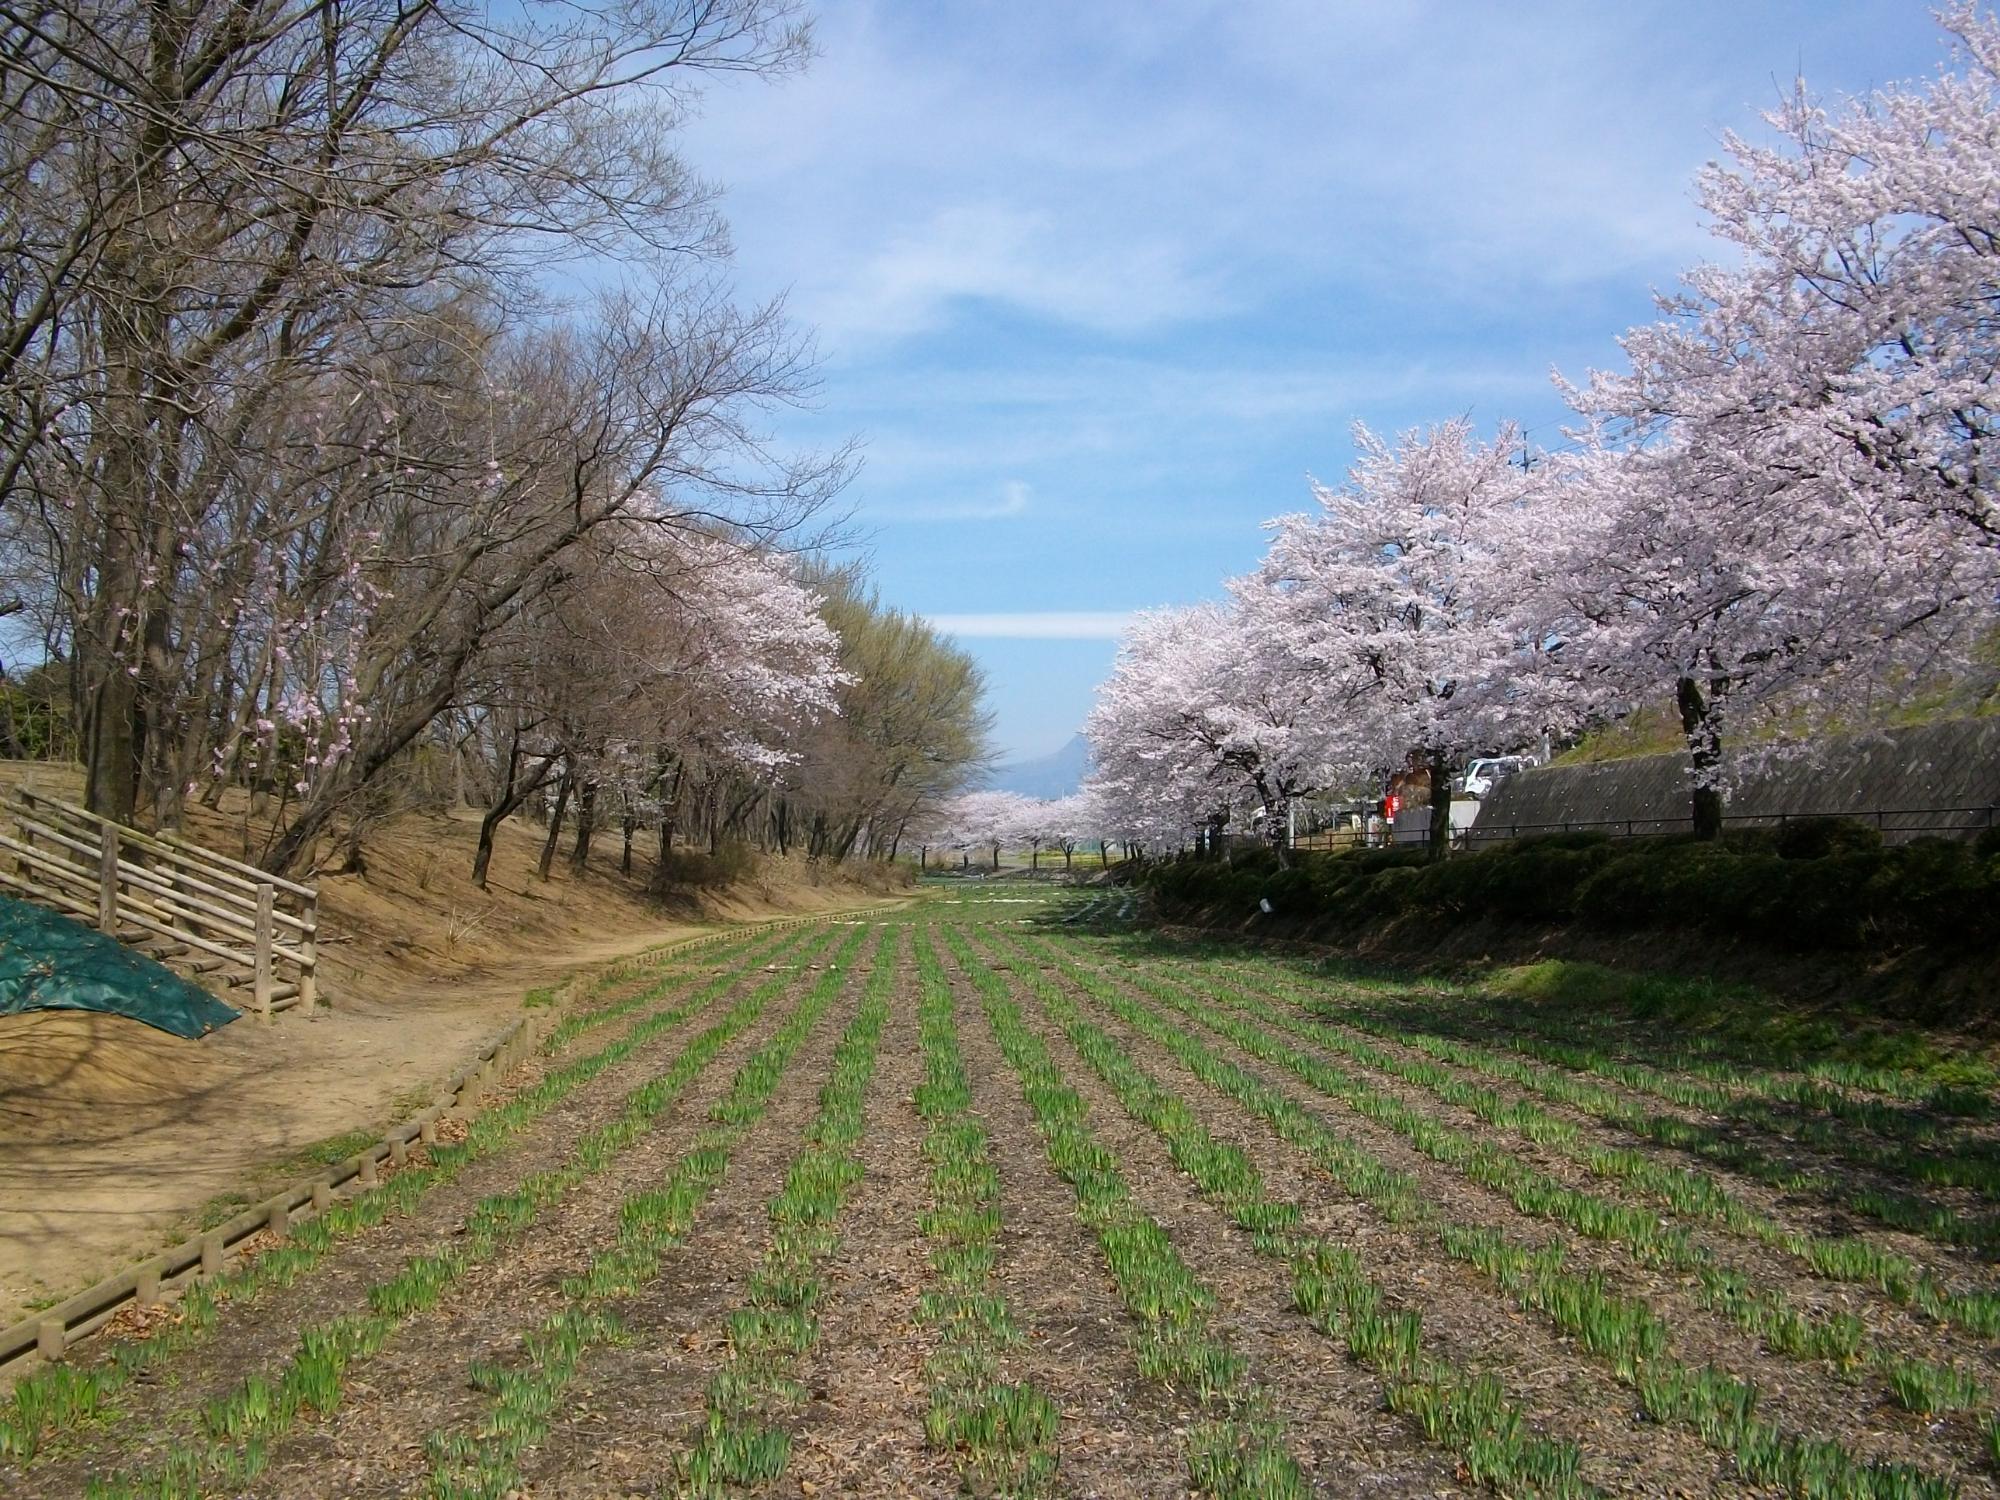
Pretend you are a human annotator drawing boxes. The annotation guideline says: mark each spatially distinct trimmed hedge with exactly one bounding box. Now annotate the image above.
[1145,823,2000,954]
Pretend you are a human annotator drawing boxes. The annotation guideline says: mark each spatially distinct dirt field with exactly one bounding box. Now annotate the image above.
[4,885,1998,1497]
[0,765,910,1325]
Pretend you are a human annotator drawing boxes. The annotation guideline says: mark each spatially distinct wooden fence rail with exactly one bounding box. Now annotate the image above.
[0,788,318,1019]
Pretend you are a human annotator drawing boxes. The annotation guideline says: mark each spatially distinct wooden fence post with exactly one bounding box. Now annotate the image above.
[253,883,275,1021]
[96,823,118,933]
[299,890,318,1009]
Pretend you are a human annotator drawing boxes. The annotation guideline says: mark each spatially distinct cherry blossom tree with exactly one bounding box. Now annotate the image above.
[1244,419,1540,854]
[935,789,1038,870]
[1083,601,1362,865]
[1554,6,2000,833]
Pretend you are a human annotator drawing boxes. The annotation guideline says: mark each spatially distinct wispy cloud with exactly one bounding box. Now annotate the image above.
[879,478,1033,522]
[674,0,1953,757]
[926,611,1135,640]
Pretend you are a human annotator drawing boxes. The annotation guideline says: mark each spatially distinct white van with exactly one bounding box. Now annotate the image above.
[1461,755,1538,799]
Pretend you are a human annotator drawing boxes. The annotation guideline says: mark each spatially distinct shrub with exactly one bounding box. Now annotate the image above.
[1260,867,1316,913]
[1141,827,1998,955]
[654,840,757,888]
[1497,831,1613,855]
[1498,845,1614,921]
[1771,817,1883,861]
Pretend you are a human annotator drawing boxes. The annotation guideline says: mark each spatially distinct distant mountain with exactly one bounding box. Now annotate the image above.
[986,733,1090,800]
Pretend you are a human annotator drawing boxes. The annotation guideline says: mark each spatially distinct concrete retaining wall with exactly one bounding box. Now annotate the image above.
[1473,718,2000,843]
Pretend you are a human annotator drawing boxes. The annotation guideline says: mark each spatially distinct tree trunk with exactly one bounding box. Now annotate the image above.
[568,778,598,872]
[473,748,557,888]
[538,766,573,881]
[621,815,637,876]
[1676,675,1725,840]
[649,762,686,894]
[1426,747,1455,860]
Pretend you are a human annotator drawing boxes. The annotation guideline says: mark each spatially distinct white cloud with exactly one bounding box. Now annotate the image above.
[816,202,1221,347]
[683,0,1868,356]
[925,611,1136,640]
[880,478,1034,522]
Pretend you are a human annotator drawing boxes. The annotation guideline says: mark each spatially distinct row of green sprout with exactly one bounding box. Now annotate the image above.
[672,926,897,1494]
[994,924,1963,1500]
[78,926,844,1499]
[1179,937,2000,1266]
[1076,936,1993,1411]
[421,922,875,1500]
[957,926,1591,1497]
[0,923,793,1469]
[1170,947,2000,1348]
[909,927,1061,1495]
[1193,941,2000,1238]
[932,924,1308,1499]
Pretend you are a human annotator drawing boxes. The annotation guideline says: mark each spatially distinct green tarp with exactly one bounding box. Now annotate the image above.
[0,895,239,1038]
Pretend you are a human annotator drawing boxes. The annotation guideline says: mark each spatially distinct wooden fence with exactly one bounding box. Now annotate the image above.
[0,788,318,1019]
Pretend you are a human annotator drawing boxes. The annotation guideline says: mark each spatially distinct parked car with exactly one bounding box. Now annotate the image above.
[1461,754,1538,799]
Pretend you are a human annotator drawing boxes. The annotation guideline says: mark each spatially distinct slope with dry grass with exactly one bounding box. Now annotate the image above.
[0,764,912,1324]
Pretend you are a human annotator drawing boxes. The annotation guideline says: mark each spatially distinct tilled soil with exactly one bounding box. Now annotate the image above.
[1024,943,1997,1495]
[11,903,2000,1500]
[19,943,803,1490]
[965,940,1669,1497]
[781,960,958,1498]
[495,954,875,1500]
[1228,959,2000,1251]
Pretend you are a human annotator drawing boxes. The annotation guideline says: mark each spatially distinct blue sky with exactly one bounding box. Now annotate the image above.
[679,0,1954,761]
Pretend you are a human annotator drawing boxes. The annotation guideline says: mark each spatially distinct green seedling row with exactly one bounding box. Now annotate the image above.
[1183,947,2000,1254]
[1165,956,2000,1346]
[963,930,1595,1497]
[1304,982,2000,1218]
[932,925,1306,1500]
[672,927,899,1495]
[81,926,845,1500]
[1205,954,2000,1291]
[422,923,877,1500]
[1168,936,1993,1113]
[546,927,783,1049]
[0,922,807,1467]
[1049,934,1989,1410]
[909,927,1060,1496]
[1008,931,1960,1500]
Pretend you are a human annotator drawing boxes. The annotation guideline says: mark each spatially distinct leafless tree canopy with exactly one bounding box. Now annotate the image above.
[0,0,986,879]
